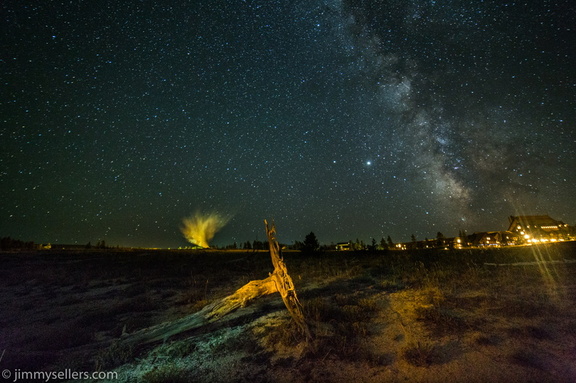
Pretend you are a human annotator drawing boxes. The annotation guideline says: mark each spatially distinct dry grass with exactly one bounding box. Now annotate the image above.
[95,342,134,371]
[141,363,191,383]
[402,341,438,367]
[1,243,576,381]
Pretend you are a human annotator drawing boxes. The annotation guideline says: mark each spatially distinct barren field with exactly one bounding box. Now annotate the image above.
[2,243,576,382]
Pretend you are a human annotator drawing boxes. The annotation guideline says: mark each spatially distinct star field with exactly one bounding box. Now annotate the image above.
[1,1,575,247]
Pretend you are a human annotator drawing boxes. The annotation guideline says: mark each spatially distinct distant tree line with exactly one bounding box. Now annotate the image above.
[224,232,322,254]
[218,240,270,250]
[342,236,395,251]
[0,237,36,251]
[220,232,401,253]
[85,240,108,249]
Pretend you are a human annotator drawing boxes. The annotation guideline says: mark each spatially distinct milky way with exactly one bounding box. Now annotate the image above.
[1,1,574,247]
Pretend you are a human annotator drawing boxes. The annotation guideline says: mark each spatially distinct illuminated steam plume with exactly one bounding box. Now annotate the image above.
[180,211,230,248]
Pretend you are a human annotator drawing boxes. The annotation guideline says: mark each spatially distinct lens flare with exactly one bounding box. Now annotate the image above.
[509,203,564,302]
[180,211,230,248]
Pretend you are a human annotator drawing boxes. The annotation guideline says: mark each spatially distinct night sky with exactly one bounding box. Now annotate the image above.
[2,1,575,248]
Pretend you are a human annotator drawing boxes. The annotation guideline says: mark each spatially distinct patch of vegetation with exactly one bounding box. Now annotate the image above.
[261,291,382,363]
[474,334,501,346]
[306,294,381,361]
[415,305,469,337]
[496,298,559,319]
[166,341,198,358]
[263,318,305,348]
[506,325,553,341]
[142,363,191,383]
[379,277,405,292]
[176,275,214,311]
[213,330,265,357]
[509,349,547,370]
[94,342,134,370]
[402,341,438,367]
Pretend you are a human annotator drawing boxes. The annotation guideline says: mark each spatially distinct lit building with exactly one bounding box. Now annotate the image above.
[336,242,351,251]
[507,215,571,243]
[467,231,519,247]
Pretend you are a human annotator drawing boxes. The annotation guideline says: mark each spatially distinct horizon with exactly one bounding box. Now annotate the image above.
[2,212,573,249]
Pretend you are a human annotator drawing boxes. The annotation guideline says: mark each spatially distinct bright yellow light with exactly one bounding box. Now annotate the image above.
[180,211,230,248]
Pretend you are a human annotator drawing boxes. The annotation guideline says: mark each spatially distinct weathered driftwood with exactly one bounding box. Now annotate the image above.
[117,220,310,347]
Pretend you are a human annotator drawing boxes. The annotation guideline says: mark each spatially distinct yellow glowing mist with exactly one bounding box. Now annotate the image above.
[180,211,230,248]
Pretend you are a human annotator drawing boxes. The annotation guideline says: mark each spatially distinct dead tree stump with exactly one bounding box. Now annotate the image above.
[265,220,311,340]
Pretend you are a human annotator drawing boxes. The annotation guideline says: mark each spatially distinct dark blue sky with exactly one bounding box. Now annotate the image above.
[2,0,575,247]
